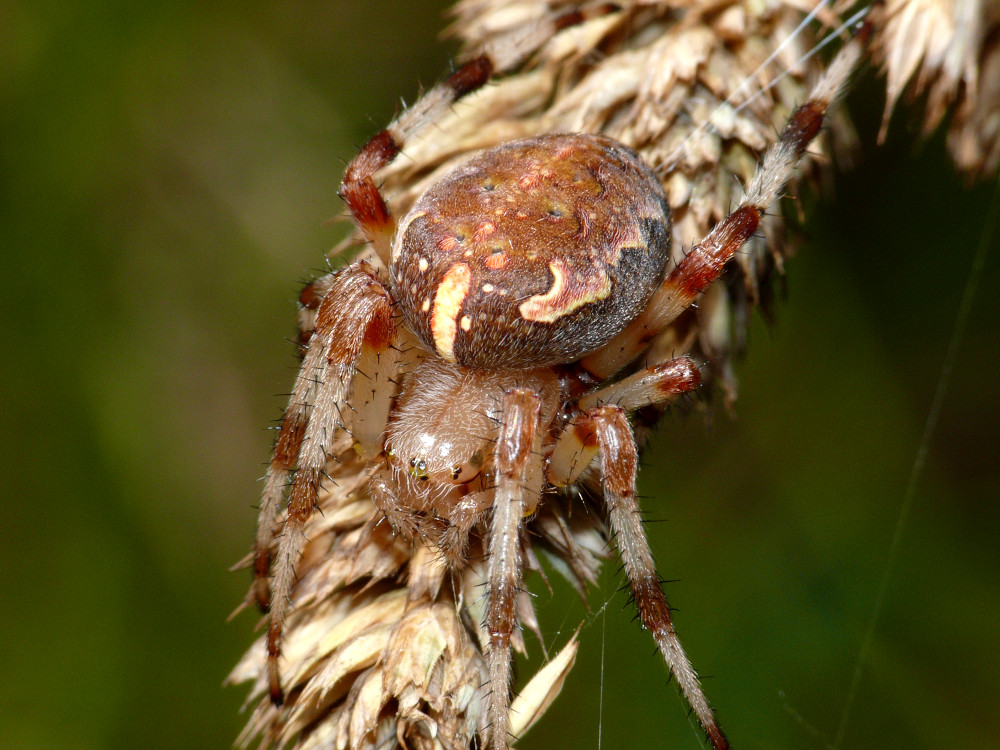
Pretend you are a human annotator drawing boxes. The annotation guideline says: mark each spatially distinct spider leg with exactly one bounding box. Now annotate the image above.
[350,310,402,460]
[486,389,542,750]
[591,405,728,750]
[252,270,376,613]
[548,356,701,489]
[253,274,337,613]
[259,261,397,706]
[339,6,622,266]
[295,272,336,350]
[339,57,494,265]
[579,355,701,412]
[581,19,871,380]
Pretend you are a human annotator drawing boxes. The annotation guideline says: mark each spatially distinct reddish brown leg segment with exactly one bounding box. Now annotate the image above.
[581,20,870,380]
[338,56,493,263]
[549,357,701,490]
[261,262,396,706]
[253,298,331,613]
[579,355,701,412]
[591,406,728,750]
[487,389,541,750]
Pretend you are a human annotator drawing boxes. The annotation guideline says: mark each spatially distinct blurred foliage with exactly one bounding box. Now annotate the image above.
[0,1,997,749]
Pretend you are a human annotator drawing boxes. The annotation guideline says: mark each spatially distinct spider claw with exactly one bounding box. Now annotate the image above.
[268,681,284,708]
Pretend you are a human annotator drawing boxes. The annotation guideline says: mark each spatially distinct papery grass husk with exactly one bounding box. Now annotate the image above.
[230,1,999,748]
[877,0,1000,177]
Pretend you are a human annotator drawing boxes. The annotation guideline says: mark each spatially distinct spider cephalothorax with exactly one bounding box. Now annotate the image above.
[248,13,870,750]
[373,357,558,552]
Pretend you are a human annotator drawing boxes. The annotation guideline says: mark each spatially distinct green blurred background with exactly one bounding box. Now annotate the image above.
[1,1,997,748]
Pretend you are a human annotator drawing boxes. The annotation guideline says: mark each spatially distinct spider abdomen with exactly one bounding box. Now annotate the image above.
[391,133,671,369]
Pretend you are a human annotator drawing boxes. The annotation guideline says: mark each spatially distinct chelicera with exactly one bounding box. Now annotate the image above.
[253,21,869,750]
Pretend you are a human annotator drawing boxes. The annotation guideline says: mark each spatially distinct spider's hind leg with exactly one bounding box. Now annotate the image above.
[338,5,623,266]
[338,56,494,265]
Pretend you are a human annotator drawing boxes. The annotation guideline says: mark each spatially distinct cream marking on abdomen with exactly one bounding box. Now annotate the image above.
[431,263,472,361]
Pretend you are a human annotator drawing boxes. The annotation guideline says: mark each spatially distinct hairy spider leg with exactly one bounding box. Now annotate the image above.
[350,310,403,461]
[547,359,726,748]
[339,57,494,265]
[252,271,344,612]
[253,337,321,613]
[337,5,621,266]
[579,355,702,412]
[259,262,398,706]
[295,272,336,349]
[486,389,543,750]
[594,406,729,750]
[548,357,702,490]
[581,18,870,380]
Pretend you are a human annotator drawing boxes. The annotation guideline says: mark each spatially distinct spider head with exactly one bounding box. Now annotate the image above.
[389,133,672,370]
[382,359,495,495]
[385,442,485,487]
[381,358,559,511]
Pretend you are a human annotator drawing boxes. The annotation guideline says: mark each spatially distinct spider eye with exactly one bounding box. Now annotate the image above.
[408,457,430,480]
[446,450,485,484]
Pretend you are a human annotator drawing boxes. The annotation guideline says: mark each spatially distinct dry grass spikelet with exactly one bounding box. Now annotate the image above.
[229,1,998,748]
[875,0,1000,177]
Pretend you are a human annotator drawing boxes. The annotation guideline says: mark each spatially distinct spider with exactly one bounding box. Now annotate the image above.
[250,13,870,750]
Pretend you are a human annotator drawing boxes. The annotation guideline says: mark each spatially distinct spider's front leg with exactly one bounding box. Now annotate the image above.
[596,406,728,750]
[256,261,400,706]
[552,400,728,750]
[486,388,543,750]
